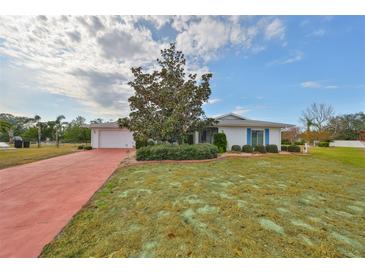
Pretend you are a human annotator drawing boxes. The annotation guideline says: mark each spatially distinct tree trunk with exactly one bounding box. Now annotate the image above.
[56,131,59,147]
[8,128,14,144]
[37,126,41,148]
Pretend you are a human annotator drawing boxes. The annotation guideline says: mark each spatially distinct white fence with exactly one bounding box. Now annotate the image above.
[330,140,365,148]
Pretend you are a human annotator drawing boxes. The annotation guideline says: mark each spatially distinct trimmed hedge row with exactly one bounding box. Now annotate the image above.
[254,144,267,153]
[136,144,218,161]
[231,145,241,152]
[242,144,253,153]
[266,144,279,153]
[318,141,329,147]
[281,145,301,152]
[78,145,92,150]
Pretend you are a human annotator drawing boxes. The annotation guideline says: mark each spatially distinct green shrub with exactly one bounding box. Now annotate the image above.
[294,140,305,145]
[231,145,241,152]
[265,144,279,153]
[242,144,253,153]
[318,141,329,147]
[254,145,267,153]
[281,139,291,145]
[213,132,227,153]
[135,139,148,149]
[147,140,155,146]
[136,144,218,161]
[77,145,84,150]
[288,145,301,152]
[281,145,288,151]
[84,145,92,150]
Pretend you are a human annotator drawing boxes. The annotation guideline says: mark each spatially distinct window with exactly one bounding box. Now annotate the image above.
[252,130,264,146]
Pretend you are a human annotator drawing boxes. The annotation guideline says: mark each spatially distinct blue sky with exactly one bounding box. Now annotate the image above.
[0,16,364,125]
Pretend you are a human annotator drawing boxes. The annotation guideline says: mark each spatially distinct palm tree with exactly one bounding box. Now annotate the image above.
[0,120,15,144]
[34,115,42,148]
[54,115,66,147]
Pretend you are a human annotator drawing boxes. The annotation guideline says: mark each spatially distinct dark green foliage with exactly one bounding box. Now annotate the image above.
[127,43,213,143]
[318,141,330,147]
[136,144,218,161]
[242,144,253,153]
[231,145,241,152]
[294,140,305,145]
[21,127,38,142]
[187,134,194,145]
[84,145,92,150]
[281,139,291,145]
[265,144,279,153]
[147,140,155,146]
[213,132,227,153]
[281,145,288,151]
[326,112,365,140]
[78,145,84,150]
[288,145,301,152]
[135,139,148,149]
[254,145,267,153]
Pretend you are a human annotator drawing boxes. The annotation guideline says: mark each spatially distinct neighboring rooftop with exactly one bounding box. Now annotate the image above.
[88,121,120,129]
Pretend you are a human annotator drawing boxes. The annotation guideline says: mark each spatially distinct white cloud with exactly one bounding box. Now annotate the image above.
[233,106,251,115]
[308,29,326,37]
[263,18,285,40]
[301,81,339,89]
[0,16,287,118]
[301,81,322,88]
[204,98,221,105]
[268,50,304,66]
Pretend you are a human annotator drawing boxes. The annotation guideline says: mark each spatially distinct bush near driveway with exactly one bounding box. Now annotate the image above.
[136,144,218,161]
[281,145,288,151]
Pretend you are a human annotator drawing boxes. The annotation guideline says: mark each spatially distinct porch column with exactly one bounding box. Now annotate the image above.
[194,131,199,144]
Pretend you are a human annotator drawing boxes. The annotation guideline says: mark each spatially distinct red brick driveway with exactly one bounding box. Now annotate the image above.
[0,149,129,257]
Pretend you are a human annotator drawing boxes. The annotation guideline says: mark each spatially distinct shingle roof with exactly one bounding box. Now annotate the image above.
[88,121,120,129]
[215,113,295,128]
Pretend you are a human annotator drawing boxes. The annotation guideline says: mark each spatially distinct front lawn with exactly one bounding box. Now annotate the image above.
[0,144,80,169]
[41,147,365,257]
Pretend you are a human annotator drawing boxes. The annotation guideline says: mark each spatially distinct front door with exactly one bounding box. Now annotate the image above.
[252,130,264,146]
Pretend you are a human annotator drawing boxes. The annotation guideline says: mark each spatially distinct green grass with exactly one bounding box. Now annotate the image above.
[41,147,365,258]
[310,147,365,168]
[0,144,80,169]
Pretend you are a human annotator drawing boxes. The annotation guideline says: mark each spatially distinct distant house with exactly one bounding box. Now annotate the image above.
[193,113,294,151]
[90,113,294,150]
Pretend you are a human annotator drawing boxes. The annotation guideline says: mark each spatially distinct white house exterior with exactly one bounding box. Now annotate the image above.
[194,113,294,151]
[89,114,293,150]
[90,122,134,149]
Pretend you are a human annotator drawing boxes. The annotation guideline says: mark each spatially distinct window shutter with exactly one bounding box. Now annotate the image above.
[247,128,251,145]
[265,128,270,145]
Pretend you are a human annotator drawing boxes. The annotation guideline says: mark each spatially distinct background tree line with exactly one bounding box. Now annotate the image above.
[282,103,365,144]
[0,113,105,145]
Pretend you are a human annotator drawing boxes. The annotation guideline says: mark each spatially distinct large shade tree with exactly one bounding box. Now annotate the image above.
[123,43,214,144]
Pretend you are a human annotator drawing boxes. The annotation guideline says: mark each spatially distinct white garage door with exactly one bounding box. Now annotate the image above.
[99,130,134,148]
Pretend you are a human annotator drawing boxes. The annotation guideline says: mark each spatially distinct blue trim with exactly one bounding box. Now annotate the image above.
[265,128,270,145]
[247,128,251,145]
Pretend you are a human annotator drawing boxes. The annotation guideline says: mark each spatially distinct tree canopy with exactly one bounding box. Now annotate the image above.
[124,43,214,143]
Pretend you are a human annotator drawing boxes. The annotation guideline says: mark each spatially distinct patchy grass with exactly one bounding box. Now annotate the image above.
[0,144,80,169]
[41,148,365,258]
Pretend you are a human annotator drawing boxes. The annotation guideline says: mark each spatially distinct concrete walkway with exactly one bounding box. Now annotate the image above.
[0,149,129,257]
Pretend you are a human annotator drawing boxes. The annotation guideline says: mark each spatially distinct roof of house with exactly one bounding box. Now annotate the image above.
[88,121,120,129]
[214,113,295,128]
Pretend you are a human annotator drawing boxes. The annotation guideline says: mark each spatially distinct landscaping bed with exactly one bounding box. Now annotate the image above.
[41,147,365,258]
